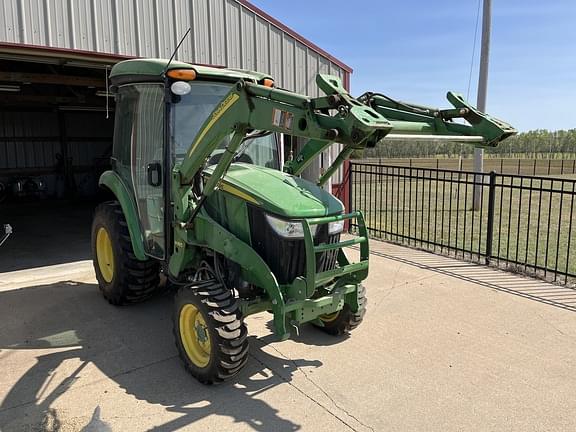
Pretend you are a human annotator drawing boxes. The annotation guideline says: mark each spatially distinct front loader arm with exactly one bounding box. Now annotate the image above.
[175,76,391,218]
[358,91,517,146]
[284,80,516,187]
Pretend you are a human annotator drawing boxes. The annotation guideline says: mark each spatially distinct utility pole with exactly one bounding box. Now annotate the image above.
[473,0,491,210]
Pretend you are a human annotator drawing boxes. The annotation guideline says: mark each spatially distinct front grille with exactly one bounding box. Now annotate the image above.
[248,206,340,284]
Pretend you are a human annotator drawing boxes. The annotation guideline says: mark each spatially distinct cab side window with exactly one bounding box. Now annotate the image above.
[112,87,138,186]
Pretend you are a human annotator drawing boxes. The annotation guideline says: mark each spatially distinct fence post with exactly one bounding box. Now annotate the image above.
[344,162,353,234]
[473,148,484,210]
[485,171,497,265]
[348,163,353,213]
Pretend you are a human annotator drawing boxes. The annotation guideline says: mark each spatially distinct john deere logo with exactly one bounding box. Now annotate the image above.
[213,93,239,120]
[188,93,240,156]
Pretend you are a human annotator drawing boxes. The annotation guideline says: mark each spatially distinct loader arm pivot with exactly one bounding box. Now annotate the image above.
[282,74,390,178]
[175,75,391,218]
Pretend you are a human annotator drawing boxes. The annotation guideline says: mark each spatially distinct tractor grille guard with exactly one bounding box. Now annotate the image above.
[301,211,369,297]
[248,206,340,285]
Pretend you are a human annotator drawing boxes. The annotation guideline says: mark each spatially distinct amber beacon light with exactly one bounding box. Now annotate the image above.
[167,69,197,80]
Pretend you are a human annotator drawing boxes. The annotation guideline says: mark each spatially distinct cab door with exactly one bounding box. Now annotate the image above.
[122,83,166,258]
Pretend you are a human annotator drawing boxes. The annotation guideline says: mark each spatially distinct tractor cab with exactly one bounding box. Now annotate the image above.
[108,60,284,260]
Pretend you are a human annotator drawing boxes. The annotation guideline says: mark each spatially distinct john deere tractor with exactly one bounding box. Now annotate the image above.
[92,58,515,383]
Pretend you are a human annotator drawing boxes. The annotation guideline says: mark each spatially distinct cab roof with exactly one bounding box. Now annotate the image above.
[109,58,272,86]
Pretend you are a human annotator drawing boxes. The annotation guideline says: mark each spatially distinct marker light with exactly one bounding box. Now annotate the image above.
[261,78,274,88]
[167,69,197,80]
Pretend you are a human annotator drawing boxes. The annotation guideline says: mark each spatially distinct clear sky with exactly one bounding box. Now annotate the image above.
[250,0,576,132]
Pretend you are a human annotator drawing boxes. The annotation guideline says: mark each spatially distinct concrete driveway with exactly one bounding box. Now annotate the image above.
[1,242,576,431]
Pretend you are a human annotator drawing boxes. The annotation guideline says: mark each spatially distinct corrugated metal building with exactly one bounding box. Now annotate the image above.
[0,0,351,196]
[0,0,350,92]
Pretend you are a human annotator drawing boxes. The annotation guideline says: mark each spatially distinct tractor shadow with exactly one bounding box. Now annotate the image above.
[0,281,325,431]
[263,320,351,347]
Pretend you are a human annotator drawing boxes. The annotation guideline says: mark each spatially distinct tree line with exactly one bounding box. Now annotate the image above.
[354,129,576,159]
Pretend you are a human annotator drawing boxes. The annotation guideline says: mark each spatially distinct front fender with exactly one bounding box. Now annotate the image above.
[99,171,147,261]
[170,212,289,340]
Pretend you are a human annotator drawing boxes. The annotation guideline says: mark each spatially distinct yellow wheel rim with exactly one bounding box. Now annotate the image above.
[96,227,114,283]
[179,304,211,368]
[319,311,340,323]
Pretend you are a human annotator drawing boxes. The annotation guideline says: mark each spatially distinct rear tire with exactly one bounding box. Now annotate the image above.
[91,201,160,305]
[315,284,367,336]
[173,280,249,384]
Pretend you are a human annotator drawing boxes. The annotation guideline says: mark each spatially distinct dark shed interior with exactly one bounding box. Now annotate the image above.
[0,56,116,272]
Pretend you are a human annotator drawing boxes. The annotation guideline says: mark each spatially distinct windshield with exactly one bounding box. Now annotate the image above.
[171,81,279,170]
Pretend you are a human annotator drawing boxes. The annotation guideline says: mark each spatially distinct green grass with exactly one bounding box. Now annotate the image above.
[351,171,576,284]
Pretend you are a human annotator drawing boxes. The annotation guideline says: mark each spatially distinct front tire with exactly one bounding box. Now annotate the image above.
[315,284,367,336]
[173,280,249,384]
[91,201,160,305]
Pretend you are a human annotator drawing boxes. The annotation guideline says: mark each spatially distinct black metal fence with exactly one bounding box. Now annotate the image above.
[350,163,576,286]
[360,157,576,176]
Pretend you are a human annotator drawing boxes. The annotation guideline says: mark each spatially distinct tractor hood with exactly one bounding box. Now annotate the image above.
[204,163,343,218]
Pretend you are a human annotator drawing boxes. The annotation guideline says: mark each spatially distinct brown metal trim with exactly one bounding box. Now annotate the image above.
[343,72,351,92]
[0,42,223,69]
[0,42,130,63]
[0,71,105,87]
[0,94,104,106]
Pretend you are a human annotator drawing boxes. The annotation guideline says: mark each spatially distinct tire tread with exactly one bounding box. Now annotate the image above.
[92,201,160,305]
[173,280,249,384]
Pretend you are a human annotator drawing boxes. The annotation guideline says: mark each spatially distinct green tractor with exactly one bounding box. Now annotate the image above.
[92,58,515,384]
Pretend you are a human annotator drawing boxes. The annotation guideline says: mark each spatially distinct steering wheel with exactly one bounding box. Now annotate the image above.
[207,152,253,166]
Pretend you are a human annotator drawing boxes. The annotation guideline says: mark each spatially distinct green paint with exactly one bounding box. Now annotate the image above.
[206,163,344,218]
[110,58,272,84]
[173,211,290,340]
[287,284,356,324]
[359,91,516,146]
[99,58,516,344]
[176,76,391,186]
[98,171,147,261]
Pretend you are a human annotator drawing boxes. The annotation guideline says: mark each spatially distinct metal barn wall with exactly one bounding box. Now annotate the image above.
[0,111,59,172]
[0,0,351,186]
[0,0,349,96]
[0,111,113,197]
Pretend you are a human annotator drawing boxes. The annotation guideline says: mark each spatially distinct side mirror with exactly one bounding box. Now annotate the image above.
[147,162,162,187]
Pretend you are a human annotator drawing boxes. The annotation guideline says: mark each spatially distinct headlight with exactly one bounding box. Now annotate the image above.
[265,214,317,239]
[328,220,344,235]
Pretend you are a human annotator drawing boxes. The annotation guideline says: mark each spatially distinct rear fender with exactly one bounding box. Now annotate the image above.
[99,171,147,261]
